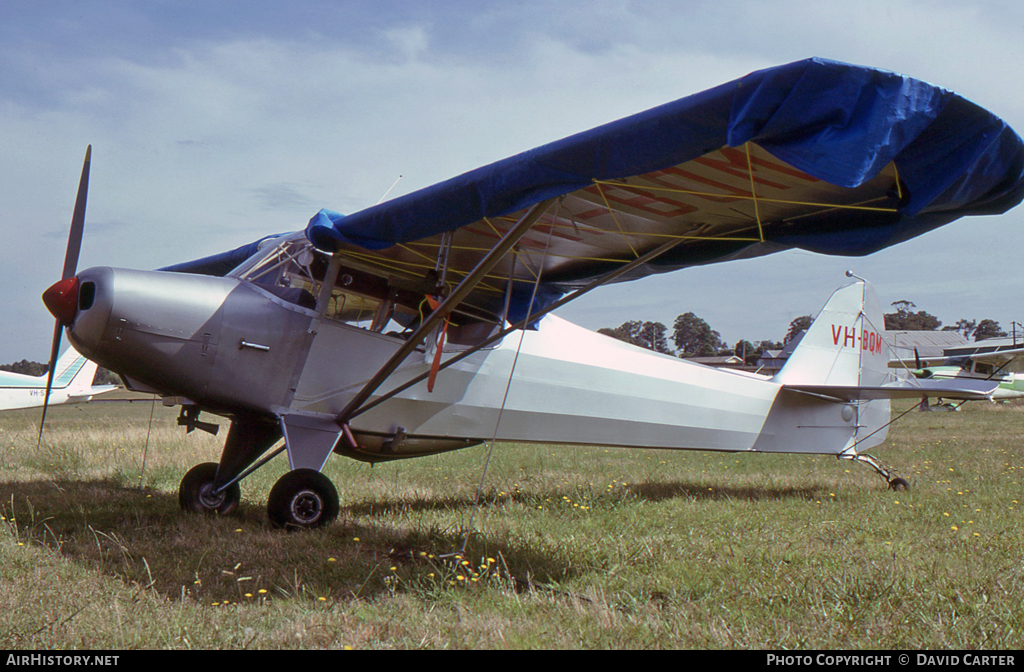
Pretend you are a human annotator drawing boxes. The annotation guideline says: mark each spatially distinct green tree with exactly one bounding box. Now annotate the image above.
[0,359,47,376]
[784,316,813,345]
[973,319,1007,341]
[598,320,670,353]
[733,339,756,365]
[942,319,976,339]
[885,300,941,330]
[734,339,781,366]
[673,312,724,357]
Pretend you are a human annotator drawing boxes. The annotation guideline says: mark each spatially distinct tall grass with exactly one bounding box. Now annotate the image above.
[1,398,1022,648]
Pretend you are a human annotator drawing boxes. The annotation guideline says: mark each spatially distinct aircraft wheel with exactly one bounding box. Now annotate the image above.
[179,462,241,515]
[888,477,910,492]
[267,469,339,530]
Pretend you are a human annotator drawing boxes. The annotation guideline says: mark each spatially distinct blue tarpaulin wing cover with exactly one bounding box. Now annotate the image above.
[174,58,1024,321]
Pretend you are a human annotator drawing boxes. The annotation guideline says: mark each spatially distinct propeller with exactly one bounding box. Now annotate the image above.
[38,146,91,445]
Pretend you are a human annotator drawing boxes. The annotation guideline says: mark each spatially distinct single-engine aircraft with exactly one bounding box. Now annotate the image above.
[40,58,1024,528]
[0,345,114,412]
[894,340,1024,407]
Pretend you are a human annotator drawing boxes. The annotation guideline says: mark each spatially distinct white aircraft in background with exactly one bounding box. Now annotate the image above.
[0,345,116,411]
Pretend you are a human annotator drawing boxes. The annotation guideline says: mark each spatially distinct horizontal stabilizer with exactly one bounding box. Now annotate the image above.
[784,378,998,402]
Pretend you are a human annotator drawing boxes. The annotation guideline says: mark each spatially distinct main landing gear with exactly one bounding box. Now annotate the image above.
[176,414,341,530]
[178,464,340,529]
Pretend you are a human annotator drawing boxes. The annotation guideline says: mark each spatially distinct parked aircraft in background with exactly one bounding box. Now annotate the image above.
[896,340,1024,406]
[38,58,1024,528]
[0,345,116,411]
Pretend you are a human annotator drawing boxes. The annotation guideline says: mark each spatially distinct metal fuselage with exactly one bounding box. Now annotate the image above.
[62,242,887,468]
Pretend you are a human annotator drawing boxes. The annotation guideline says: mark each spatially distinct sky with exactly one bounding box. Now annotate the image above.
[2,0,1024,363]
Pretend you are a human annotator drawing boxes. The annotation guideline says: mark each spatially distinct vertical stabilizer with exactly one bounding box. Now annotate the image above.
[49,346,96,390]
[758,276,891,454]
[773,276,888,389]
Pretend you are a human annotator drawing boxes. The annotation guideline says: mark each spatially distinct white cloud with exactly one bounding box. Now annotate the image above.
[2,2,1024,360]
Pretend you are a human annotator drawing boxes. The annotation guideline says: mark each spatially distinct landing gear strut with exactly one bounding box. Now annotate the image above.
[840,452,909,491]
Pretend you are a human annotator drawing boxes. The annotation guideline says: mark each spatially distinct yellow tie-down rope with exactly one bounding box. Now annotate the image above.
[338,158,904,299]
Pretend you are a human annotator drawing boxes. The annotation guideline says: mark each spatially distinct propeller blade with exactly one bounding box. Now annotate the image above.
[38,146,91,446]
[38,322,64,445]
[62,145,91,280]
[914,347,922,370]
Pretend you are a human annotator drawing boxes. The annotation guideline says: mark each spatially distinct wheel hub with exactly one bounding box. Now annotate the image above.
[290,489,324,524]
[198,483,227,510]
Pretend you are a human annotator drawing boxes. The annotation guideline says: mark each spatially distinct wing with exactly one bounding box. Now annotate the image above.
[167,59,1024,325]
[948,344,1024,372]
[301,58,1024,320]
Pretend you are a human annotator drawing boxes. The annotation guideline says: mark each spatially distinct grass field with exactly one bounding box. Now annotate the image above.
[1,397,1022,649]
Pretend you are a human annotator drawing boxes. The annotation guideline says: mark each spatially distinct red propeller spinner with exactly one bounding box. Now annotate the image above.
[42,276,80,326]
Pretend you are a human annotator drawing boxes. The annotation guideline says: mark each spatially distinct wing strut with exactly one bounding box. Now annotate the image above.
[335,198,557,426]
[345,234,688,421]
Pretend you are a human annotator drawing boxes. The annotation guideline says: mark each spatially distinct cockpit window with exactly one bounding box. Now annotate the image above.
[324,275,420,335]
[236,235,504,346]
[237,237,327,310]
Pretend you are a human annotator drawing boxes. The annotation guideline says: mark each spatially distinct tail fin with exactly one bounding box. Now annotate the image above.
[46,346,96,390]
[773,275,888,389]
[757,276,994,456]
[771,275,891,452]
[49,346,107,400]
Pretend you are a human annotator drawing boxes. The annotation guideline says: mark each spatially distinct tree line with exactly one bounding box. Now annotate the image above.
[883,300,1011,341]
[599,300,1013,365]
[597,314,785,365]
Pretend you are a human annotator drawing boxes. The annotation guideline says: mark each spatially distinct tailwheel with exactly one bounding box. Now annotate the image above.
[888,477,910,492]
[179,462,241,515]
[267,469,339,530]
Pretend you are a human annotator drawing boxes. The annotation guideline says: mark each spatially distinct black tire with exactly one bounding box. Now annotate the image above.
[179,462,241,515]
[888,477,910,492]
[267,469,339,530]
